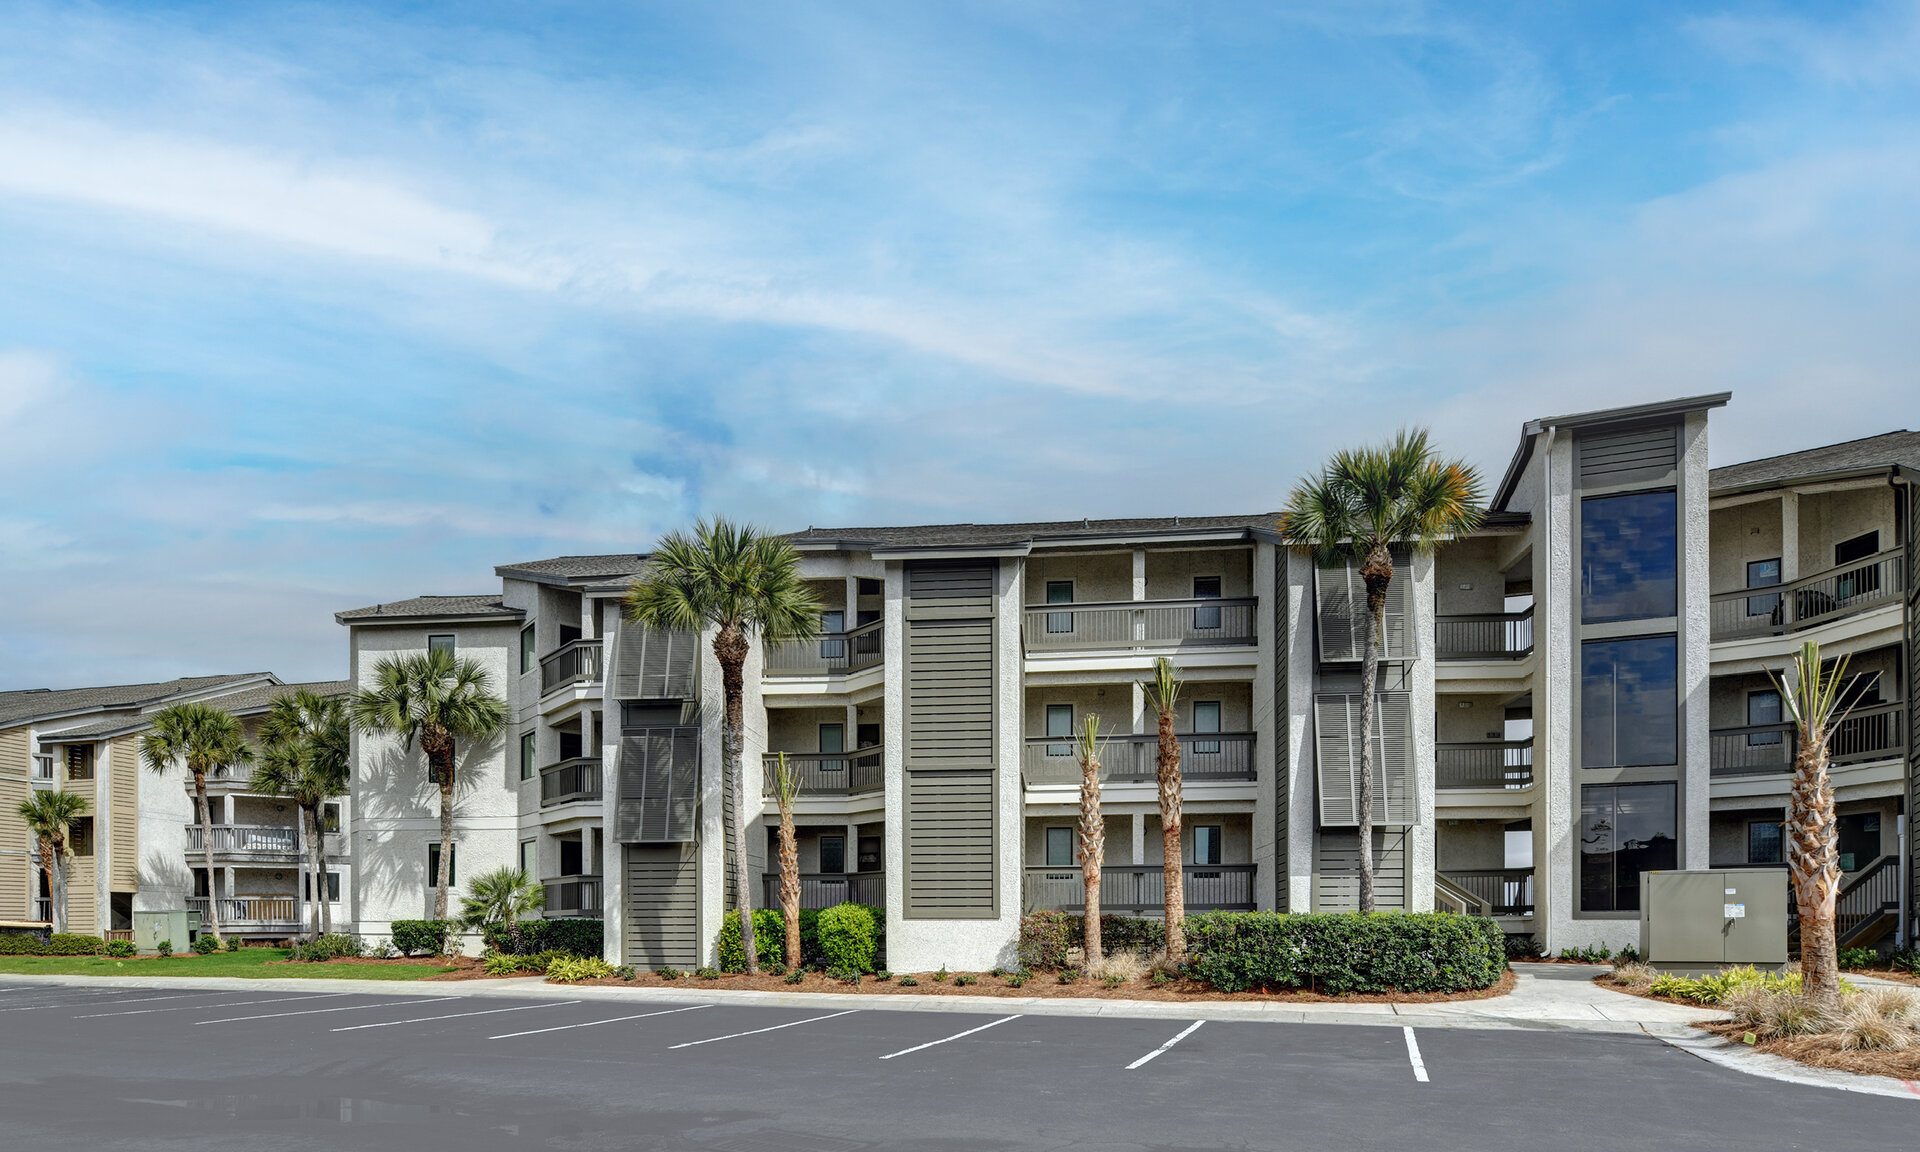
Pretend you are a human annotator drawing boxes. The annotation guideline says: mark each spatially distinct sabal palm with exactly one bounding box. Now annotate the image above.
[1772,641,1851,1011]
[142,703,253,944]
[1075,714,1106,966]
[624,517,821,975]
[254,689,352,940]
[460,866,546,954]
[17,790,88,933]
[1143,658,1187,962]
[351,650,508,920]
[769,752,805,971]
[1280,428,1482,912]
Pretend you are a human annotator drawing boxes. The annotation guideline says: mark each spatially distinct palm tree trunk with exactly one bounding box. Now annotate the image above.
[1080,749,1104,967]
[777,800,801,971]
[435,767,455,922]
[1156,703,1185,963]
[1790,718,1843,1011]
[715,625,758,975]
[305,803,327,941]
[1357,546,1393,916]
[194,770,223,943]
[50,838,68,935]
[35,837,54,930]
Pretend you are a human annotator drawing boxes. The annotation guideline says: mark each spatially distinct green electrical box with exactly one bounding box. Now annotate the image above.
[130,910,192,955]
[1640,869,1789,967]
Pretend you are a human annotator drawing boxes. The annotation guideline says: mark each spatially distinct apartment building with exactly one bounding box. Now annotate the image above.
[336,396,1918,967]
[0,675,352,941]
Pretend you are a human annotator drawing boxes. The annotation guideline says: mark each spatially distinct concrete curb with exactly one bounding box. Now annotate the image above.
[1656,1028,1920,1101]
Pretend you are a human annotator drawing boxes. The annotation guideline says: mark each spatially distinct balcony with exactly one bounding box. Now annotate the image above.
[540,757,601,806]
[186,824,299,857]
[1709,703,1904,776]
[1710,550,1904,642]
[543,875,603,918]
[31,898,50,924]
[1436,869,1533,916]
[1436,740,1534,789]
[540,639,604,694]
[763,621,884,676]
[1021,733,1255,787]
[1022,864,1255,914]
[1022,598,1256,653]
[187,895,299,930]
[763,748,884,796]
[758,871,886,910]
[1435,610,1533,660]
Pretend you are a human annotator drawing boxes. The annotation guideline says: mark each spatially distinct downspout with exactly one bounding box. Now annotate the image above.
[1539,424,1558,947]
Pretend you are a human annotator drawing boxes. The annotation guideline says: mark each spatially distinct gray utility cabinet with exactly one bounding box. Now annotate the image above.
[1640,869,1789,967]
[130,910,193,955]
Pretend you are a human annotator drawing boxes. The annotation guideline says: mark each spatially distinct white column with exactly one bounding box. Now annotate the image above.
[846,575,860,628]
[1779,492,1800,583]
[1131,813,1146,865]
[1133,548,1148,644]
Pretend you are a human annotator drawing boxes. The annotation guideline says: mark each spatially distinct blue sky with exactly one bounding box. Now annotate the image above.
[3,1,1917,688]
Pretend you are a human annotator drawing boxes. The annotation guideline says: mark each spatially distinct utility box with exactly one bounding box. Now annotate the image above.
[131,910,191,955]
[1640,869,1789,967]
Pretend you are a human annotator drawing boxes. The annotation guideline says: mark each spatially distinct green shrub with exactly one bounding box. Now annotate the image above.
[288,933,364,962]
[932,966,949,982]
[156,939,173,957]
[714,906,879,973]
[817,903,879,974]
[614,965,637,980]
[656,967,683,980]
[875,970,893,982]
[696,967,721,980]
[192,934,222,955]
[1057,970,1078,984]
[1016,911,1165,970]
[1504,934,1544,960]
[480,918,603,958]
[1838,947,1881,970]
[483,953,528,977]
[898,975,918,986]
[103,939,137,958]
[546,956,615,983]
[954,973,977,986]
[1646,965,1852,1005]
[784,968,805,985]
[1558,944,1613,963]
[1103,973,1125,988]
[391,920,455,957]
[1184,911,1507,995]
[0,933,104,956]
[226,936,243,952]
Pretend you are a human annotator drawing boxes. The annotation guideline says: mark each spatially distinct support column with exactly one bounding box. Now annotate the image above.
[1780,492,1800,583]
[1131,813,1146,866]
[1133,549,1147,644]
[846,575,860,628]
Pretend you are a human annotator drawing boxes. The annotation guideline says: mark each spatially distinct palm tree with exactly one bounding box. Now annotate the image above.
[1075,713,1106,967]
[142,703,253,944]
[460,866,546,954]
[1143,658,1187,963]
[253,689,352,940]
[17,790,88,933]
[1280,428,1482,913]
[623,518,821,976]
[350,650,508,921]
[1772,640,1851,1012]
[769,751,804,971]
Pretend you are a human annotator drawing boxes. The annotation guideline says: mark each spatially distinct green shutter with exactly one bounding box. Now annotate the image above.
[623,843,699,968]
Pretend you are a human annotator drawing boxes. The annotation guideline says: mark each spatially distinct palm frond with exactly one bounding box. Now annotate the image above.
[139,702,253,777]
[623,516,823,644]
[1276,426,1486,563]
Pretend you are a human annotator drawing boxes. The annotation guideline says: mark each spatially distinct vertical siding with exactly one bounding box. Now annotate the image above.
[1272,550,1290,911]
[0,726,28,918]
[109,735,140,892]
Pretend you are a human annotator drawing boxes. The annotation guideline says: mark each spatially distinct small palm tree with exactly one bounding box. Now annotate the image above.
[1075,713,1106,967]
[1280,428,1482,912]
[17,790,88,933]
[1143,658,1186,963]
[254,689,352,940]
[624,518,821,976]
[1772,640,1851,1012]
[142,703,253,944]
[769,752,804,971]
[351,650,508,921]
[460,866,546,955]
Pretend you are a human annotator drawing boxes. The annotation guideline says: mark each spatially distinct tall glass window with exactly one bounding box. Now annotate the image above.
[1581,635,1678,768]
[1045,704,1073,757]
[1579,783,1677,912]
[1580,490,1677,623]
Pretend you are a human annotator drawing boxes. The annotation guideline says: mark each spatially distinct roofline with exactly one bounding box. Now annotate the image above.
[1494,392,1731,511]
[336,610,526,627]
[493,564,644,587]
[868,543,1036,560]
[8,673,281,730]
[1709,463,1906,501]
[796,523,1269,556]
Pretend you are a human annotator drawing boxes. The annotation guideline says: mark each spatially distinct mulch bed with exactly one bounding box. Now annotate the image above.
[557,966,1518,1003]
[1696,1019,1920,1081]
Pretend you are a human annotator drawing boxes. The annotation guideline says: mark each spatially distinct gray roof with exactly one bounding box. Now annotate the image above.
[1710,430,1920,493]
[494,554,645,582]
[335,594,523,624]
[789,513,1278,553]
[0,674,273,730]
[32,679,352,740]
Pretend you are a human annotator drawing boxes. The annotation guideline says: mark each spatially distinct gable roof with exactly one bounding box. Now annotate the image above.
[1710,430,1920,493]
[334,594,523,625]
[0,674,275,730]
[788,513,1277,555]
[494,554,646,583]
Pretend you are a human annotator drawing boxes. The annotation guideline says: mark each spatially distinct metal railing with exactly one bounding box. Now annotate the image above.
[1709,703,1904,776]
[540,757,601,806]
[185,824,299,855]
[540,639,604,694]
[543,875,603,918]
[30,755,53,781]
[194,763,255,788]
[1021,733,1255,787]
[1022,597,1256,652]
[759,871,886,910]
[1437,869,1534,916]
[1435,609,1534,660]
[31,898,50,923]
[763,748,884,795]
[1436,740,1534,789]
[1710,550,1904,641]
[1021,864,1256,914]
[763,620,884,676]
[187,895,299,925]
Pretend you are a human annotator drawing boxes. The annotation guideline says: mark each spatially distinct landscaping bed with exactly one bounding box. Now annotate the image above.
[0,948,459,979]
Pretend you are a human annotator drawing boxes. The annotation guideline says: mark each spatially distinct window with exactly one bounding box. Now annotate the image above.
[427,842,457,887]
[31,754,52,781]
[520,840,537,879]
[819,835,846,874]
[818,723,845,772]
[857,723,880,750]
[1834,532,1883,602]
[1580,490,1677,623]
[1745,558,1782,620]
[1748,820,1783,865]
[521,731,537,781]
[1194,824,1223,866]
[192,868,210,898]
[1747,689,1783,746]
[68,816,95,857]
[820,610,845,660]
[1835,531,1880,566]
[1838,813,1882,872]
[1044,580,1075,634]
[428,634,456,658]
[520,624,536,674]
[1045,826,1074,867]
[1191,700,1222,755]
[1192,576,1223,630]
[1045,704,1073,756]
[321,803,341,833]
[303,872,341,902]
[559,836,584,876]
[66,745,94,781]
[1579,783,1677,912]
[1580,635,1678,768]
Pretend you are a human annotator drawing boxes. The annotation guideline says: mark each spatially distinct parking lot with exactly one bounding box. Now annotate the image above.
[0,979,1912,1150]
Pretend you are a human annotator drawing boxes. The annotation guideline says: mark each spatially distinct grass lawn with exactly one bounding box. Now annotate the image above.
[0,949,458,980]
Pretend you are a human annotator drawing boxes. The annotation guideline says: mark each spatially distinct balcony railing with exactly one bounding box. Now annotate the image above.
[31,898,50,923]
[187,895,299,926]
[1710,703,1904,776]
[1435,609,1534,660]
[1710,550,1904,641]
[1437,869,1533,916]
[31,755,53,781]
[1436,740,1534,789]
[1022,733,1256,787]
[540,639,604,694]
[1021,864,1255,914]
[763,748,884,796]
[1022,598,1256,652]
[185,824,299,855]
[759,871,886,910]
[763,620,884,676]
[543,875,603,918]
[540,757,601,806]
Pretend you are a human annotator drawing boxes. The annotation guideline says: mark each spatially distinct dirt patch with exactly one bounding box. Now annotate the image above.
[552,966,1517,1003]
[1697,1019,1920,1081]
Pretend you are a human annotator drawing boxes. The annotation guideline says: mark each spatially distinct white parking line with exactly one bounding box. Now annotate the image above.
[1126,1020,1204,1070]
[75,994,344,1019]
[1403,1026,1429,1082]
[668,1010,858,1049]
[878,1015,1022,1061]
[0,993,204,1013]
[333,1000,581,1032]
[195,997,458,1025]
[489,1003,712,1040]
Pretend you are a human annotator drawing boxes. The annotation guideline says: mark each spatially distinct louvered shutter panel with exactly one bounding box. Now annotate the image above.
[1579,424,1678,487]
[615,727,699,843]
[1316,549,1411,662]
[612,623,697,700]
[1315,692,1413,826]
[903,771,997,918]
[1375,692,1414,824]
[1315,695,1358,825]
[623,843,699,968]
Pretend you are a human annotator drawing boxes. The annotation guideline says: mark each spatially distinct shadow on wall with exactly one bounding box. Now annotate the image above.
[138,852,195,910]
[359,735,504,924]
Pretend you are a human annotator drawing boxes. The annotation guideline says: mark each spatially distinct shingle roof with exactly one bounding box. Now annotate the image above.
[33,679,351,739]
[494,554,645,581]
[1710,430,1920,492]
[788,513,1278,551]
[334,594,523,623]
[0,674,272,730]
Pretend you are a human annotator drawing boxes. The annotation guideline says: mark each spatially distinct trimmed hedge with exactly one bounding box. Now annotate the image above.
[1186,911,1507,995]
[0,932,103,956]
[817,903,878,973]
[390,919,455,957]
[482,918,603,958]
[717,904,884,973]
[1017,911,1166,970]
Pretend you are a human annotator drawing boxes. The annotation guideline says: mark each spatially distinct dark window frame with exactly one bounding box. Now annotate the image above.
[427,842,457,888]
[1191,700,1222,755]
[428,634,456,658]
[819,834,846,875]
[1045,703,1073,757]
[1580,633,1680,770]
[1578,782,1678,913]
[1044,825,1074,867]
[1745,557,1782,619]
[1748,819,1783,865]
[1194,824,1223,866]
[520,624,536,674]
[1192,575,1223,630]
[520,731,537,781]
[1045,580,1075,634]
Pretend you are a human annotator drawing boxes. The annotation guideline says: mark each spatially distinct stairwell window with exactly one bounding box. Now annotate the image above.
[1580,635,1678,769]
[1579,783,1676,912]
[1580,489,1677,623]
[1045,581,1074,634]
[1191,701,1222,755]
[1748,820,1783,865]
[1192,576,1222,631]
[427,842,457,888]
[428,634,456,658]
[1838,813,1881,873]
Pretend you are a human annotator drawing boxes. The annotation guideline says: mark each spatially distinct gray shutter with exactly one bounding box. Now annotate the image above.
[1272,549,1290,911]
[903,770,997,918]
[1376,693,1414,824]
[1315,692,1413,826]
[1313,828,1407,911]
[1315,694,1358,826]
[615,727,699,843]
[612,622,697,700]
[906,618,995,767]
[1315,549,1411,662]
[1579,423,1678,487]
[623,843,698,968]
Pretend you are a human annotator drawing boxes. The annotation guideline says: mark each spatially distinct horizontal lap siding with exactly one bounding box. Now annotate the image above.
[0,728,28,918]
[1313,828,1407,911]
[1578,424,1678,487]
[110,736,139,891]
[624,844,699,968]
[904,772,996,917]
